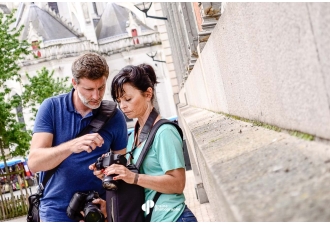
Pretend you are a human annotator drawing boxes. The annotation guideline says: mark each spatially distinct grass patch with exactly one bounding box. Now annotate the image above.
[288,130,314,141]
[252,121,282,132]
[210,137,222,143]
[211,110,314,141]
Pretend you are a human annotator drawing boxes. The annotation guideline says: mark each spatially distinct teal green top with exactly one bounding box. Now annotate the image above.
[127,124,186,222]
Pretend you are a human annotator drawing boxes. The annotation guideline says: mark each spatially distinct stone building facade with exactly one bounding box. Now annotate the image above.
[163,2,330,222]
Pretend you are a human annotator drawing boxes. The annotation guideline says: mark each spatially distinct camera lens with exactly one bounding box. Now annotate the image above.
[85,211,103,222]
[84,203,104,222]
[103,180,118,190]
[103,175,118,190]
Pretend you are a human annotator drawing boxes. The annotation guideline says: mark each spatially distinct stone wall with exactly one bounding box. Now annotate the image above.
[179,3,330,221]
[179,105,330,221]
[184,2,330,140]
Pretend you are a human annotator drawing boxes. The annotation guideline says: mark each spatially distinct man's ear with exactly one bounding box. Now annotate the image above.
[72,78,77,88]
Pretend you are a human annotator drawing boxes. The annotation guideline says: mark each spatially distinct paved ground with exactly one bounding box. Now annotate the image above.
[183,170,216,222]
[4,170,215,222]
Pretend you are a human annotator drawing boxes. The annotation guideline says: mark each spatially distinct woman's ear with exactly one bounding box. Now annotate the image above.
[145,87,153,100]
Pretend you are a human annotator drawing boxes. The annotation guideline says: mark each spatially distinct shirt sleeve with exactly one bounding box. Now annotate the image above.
[33,98,54,134]
[153,124,185,173]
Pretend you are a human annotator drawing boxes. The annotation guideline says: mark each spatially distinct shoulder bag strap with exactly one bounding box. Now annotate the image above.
[76,100,118,137]
[38,100,118,195]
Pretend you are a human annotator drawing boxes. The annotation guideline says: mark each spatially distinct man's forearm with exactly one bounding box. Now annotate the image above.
[28,143,72,173]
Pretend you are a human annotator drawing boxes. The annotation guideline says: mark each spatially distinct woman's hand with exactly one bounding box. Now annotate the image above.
[104,164,136,184]
[89,153,107,180]
[89,163,104,180]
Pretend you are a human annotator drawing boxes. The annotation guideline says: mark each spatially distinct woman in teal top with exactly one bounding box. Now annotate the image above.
[94,63,197,222]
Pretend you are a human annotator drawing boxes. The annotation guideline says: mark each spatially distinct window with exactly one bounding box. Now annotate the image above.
[31,41,39,50]
[31,41,41,58]
[131,29,139,44]
[48,2,59,14]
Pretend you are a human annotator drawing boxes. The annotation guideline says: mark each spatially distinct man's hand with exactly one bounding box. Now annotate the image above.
[70,133,104,154]
[79,198,107,222]
[92,198,107,221]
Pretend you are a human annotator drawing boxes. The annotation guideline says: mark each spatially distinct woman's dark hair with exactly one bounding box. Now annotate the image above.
[111,63,159,102]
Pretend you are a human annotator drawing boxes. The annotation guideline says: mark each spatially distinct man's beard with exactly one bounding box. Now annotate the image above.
[77,89,102,109]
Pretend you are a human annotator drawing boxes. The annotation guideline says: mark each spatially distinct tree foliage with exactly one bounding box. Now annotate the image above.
[22,67,72,120]
[0,10,71,160]
[0,9,71,200]
[0,10,31,160]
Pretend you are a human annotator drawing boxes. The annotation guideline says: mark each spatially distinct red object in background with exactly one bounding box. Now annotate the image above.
[132,29,139,44]
[22,161,32,177]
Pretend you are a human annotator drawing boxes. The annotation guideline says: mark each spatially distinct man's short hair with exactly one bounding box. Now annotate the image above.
[72,53,109,83]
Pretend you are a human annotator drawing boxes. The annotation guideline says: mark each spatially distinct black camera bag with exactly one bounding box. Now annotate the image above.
[26,100,117,222]
[105,164,145,222]
[105,116,183,222]
[27,192,41,222]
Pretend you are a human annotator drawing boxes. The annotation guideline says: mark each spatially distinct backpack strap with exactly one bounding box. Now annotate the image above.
[135,119,183,170]
[145,192,161,222]
[135,119,183,222]
[38,100,118,195]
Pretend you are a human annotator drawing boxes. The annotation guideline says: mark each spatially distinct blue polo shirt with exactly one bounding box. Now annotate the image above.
[34,89,127,222]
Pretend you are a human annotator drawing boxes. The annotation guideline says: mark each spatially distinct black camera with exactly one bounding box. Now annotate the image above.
[67,191,104,222]
[95,152,127,190]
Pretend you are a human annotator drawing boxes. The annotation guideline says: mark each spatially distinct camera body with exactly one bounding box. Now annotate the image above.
[95,152,127,190]
[67,191,104,222]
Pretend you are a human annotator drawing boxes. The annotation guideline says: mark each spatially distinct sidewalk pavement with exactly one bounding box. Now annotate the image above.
[5,170,215,222]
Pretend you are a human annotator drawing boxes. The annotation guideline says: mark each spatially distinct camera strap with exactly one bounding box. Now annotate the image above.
[38,100,118,196]
[127,108,158,163]
[138,107,159,144]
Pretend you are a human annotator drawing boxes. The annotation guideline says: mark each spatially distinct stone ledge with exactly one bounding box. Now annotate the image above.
[178,105,330,222]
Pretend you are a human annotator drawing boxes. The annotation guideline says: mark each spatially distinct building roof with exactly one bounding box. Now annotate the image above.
[95,3,129,40]
[0,4,11,14]
[95,3,155,41]
[131,11,154,33]
[21,3,77,42]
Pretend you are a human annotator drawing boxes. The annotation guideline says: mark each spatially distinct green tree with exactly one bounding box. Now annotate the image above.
[0,10,31,199]
[21,67,71,120]
[0,10,71,201]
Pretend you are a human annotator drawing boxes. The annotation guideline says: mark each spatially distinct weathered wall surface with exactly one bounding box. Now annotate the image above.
[184,3,330,140]
[179,105,330,221]
[179,3,330,221]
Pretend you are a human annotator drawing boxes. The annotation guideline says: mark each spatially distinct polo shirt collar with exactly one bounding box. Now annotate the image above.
[65,88,75,113]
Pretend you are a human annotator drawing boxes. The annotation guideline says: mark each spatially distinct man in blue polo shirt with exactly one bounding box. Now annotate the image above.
[27,53,127,222]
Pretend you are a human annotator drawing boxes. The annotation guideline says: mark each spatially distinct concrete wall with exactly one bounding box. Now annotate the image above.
[178,105,330,221]
[178,3,330,221]
[184,2,330,140]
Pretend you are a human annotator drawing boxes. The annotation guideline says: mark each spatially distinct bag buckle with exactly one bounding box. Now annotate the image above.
[37,183,44,196]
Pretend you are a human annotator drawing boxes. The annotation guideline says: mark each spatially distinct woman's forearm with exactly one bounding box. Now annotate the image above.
[136,168,185,194]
